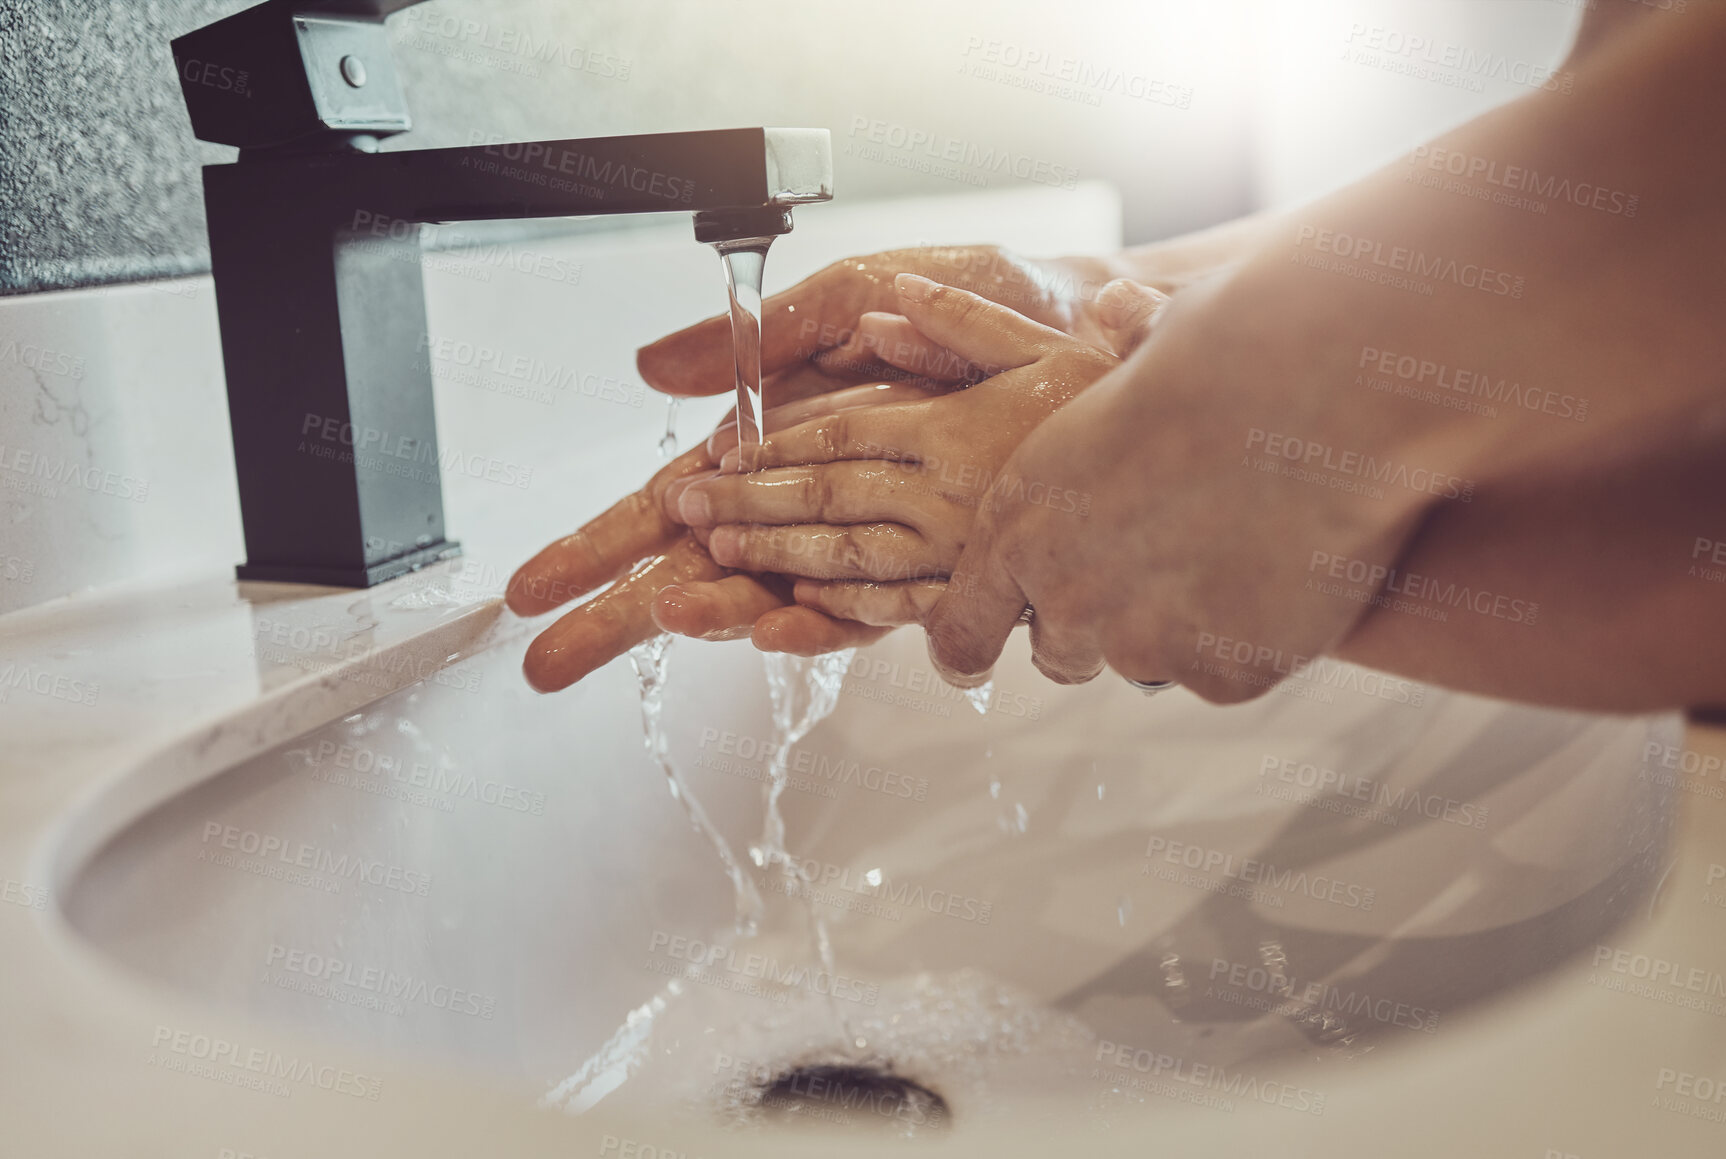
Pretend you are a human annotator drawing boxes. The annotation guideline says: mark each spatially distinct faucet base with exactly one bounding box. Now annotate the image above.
[236,541,462,589]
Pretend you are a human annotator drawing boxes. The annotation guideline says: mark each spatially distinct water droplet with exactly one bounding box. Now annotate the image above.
[658,397,682,459]
[1116,895,1132,927]
[864,867,882,887]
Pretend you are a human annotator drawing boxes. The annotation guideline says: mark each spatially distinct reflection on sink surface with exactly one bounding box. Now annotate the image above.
[64,625,1677,1133]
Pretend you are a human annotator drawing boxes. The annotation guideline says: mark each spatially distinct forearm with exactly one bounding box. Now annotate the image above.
[1157,2,1726,488]
[1335,428,1726,712]
[1038,209,1288,303]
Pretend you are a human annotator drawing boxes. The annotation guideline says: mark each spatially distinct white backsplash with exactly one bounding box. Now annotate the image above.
[0,182,1121,616]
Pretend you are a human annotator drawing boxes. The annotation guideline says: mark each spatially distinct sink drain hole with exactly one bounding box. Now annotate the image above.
[756,1062,949,1133]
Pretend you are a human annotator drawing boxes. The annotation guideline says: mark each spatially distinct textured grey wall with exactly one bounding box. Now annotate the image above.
[0,0,1259,296]
[0,1,241,293]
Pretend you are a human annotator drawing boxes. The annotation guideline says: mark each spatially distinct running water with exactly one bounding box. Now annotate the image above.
[629,635,763,935]
[753,650,860,1044]
[659,397,682,459]
[712,238,773,472]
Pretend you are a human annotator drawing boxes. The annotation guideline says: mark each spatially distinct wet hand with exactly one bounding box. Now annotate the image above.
[670,275,1167,643]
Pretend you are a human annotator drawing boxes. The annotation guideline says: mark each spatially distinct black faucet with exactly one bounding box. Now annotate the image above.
[172,0,831,587]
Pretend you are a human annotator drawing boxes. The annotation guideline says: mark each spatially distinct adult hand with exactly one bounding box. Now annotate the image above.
[671,275,1169,680]
[509,252,1168,690]
[636,244,1160,398]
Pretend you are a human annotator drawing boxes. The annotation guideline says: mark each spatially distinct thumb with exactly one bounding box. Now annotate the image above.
[1090,278,1170,358]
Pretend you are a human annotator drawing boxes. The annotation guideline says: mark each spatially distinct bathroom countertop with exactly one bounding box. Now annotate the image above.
[2,564,1723,1157]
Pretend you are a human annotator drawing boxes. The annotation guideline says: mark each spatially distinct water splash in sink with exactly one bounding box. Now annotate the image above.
[629,634,763,935]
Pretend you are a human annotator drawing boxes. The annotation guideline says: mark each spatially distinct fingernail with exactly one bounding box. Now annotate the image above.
[708,526,741,566]
[895,272,937,303]
[1095,278,1155,331]
[678,485,713,526]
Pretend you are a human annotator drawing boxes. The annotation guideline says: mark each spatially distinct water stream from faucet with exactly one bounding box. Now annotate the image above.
[712,238,774,473]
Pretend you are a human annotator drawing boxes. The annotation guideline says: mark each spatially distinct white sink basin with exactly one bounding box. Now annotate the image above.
[62,618,1677,1134]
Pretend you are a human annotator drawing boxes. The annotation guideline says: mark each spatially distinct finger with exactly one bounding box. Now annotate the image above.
[1026,613,1107,685]
[677,462,953,532]
[923,525,1027,687]
[652,574,792,641]
[707,523,939,582]
[1090,278,1171,359]
[720,403,930,472]
[522,536,724,692]
[705,380,939,462]
[815,312,979,385]
[792,578,945,627]
[508,443,715,616]
[751,605,893,656]
[637,261,879,396]
[890,273,1065,373]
